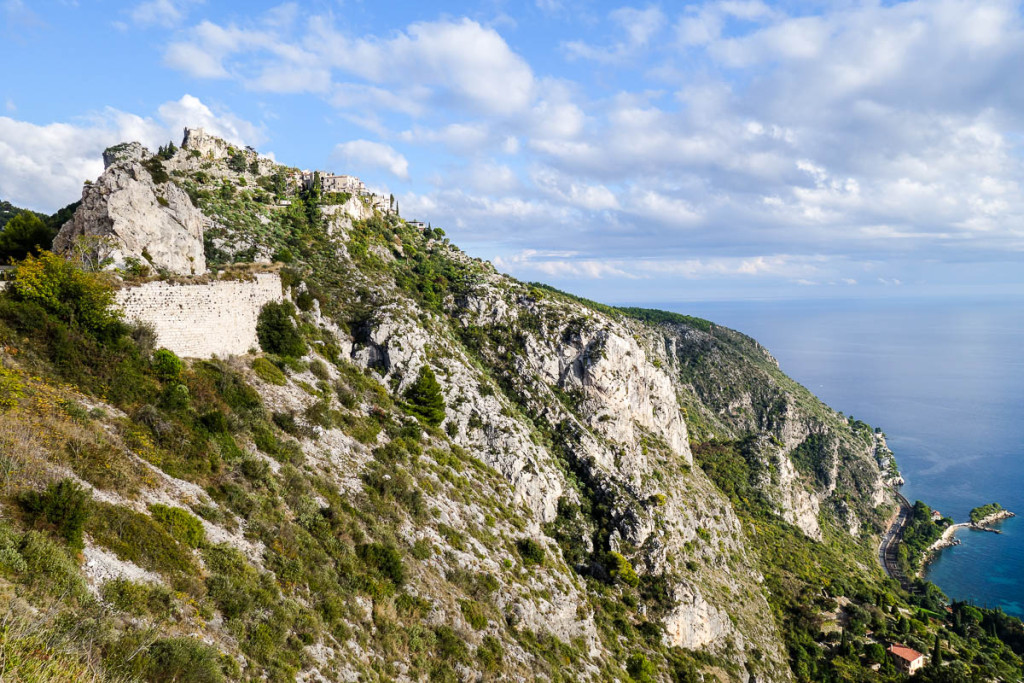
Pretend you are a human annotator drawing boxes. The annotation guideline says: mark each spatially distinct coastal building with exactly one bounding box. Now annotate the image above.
[887,644,925,675]
[932,510,942,521]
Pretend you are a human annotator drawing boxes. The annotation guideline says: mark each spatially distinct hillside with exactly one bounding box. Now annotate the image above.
[0,130,1022,682]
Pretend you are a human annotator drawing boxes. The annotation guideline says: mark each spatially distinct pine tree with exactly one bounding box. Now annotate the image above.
[404,365,445,426]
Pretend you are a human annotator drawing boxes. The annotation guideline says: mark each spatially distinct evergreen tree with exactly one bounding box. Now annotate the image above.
[256,301,307,358]
[0,211,53,262]
[931,633,942,667]
[404,365,445,426]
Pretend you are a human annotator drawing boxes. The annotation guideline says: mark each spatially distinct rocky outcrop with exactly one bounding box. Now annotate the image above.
[182,127,232,159]
[54,146,206,275]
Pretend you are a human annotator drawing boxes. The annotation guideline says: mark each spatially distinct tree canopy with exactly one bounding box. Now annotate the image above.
[0,211,53,262]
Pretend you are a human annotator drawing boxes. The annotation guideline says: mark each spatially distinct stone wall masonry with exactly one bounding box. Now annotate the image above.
[115,273,283,358]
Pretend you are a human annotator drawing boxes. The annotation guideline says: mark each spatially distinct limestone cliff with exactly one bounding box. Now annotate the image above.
[54,142,207,275]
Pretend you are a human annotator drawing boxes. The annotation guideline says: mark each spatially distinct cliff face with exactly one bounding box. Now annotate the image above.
[0,132,899,683]
[54,142,207,275]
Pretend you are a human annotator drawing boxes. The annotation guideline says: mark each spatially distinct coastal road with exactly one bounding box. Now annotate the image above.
[879,488,913,591]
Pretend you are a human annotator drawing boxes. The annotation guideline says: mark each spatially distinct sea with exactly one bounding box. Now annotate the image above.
[644,297,1024,617]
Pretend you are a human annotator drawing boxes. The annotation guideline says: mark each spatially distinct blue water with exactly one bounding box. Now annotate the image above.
[645,297,1024,616]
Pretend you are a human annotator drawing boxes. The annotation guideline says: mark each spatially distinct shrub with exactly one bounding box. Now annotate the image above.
[144,637,225,683]
[607,551,640,587]
[516,538,545,566]
[309,359,329,380]
[251,357,287,385]
[478,635,504,673]
[460,599,489,630]
[86,502,196,575]
[8,251,121,337]
[626,653,657,682]
[295,290,315,312]
[101,577,174,617]
[152,349,183,380]
[256,302,306,358]
[149,504,206,548]
[0,365,25,409]
[357,542,405,586]
[404,365,445,426]
[19,479,91,551]
[17,530,89,600]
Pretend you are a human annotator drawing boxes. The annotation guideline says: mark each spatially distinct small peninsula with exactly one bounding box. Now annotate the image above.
[921,502,1016,571]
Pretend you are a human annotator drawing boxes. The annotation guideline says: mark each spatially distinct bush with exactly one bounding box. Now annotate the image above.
[8,251,121,337]
[626,653,657,682]
[295,290,315,312]
[357,542,405,586]
[516,538,545,566]
[85,502,196,575]
[19,479,91,551]
[478,635,504,673]
[608,551,640,587]
[251,357,287,385]
[404,365,445,426]
[152,349,183,380]
[101,577,174,617]
[149,504,206,548]
[144,637,225,683]
[256,302,306,358]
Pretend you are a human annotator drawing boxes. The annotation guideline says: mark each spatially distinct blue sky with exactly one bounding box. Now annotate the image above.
[3,0,1024,303]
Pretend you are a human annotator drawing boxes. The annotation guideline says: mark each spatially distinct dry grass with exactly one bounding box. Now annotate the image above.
[0,361,153,500]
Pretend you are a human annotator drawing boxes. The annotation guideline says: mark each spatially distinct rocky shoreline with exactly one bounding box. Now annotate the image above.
[920,510,1016,573]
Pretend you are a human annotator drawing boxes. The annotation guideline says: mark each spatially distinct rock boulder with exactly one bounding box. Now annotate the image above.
[54,149,206,275]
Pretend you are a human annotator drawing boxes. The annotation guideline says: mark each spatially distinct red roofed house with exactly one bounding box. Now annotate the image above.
[888,643,926,675]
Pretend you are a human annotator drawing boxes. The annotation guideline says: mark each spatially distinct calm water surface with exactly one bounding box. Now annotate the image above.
[646,297,1024,616]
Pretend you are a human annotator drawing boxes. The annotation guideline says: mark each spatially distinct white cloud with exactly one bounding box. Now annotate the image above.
[131,0,202,28]
[333,140,410,180]
[565,6,665,63]
[399,122,491,154]
[156,94,264,147]
[167,15,536,115]
[0,95,260,213]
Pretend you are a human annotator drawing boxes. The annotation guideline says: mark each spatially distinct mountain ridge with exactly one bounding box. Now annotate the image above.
[0,129,1021,682]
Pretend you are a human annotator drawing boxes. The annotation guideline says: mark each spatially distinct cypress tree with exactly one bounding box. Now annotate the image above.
[931,633,942,667]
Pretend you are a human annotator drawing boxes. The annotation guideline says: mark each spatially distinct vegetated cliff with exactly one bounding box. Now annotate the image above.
[10,131,1020,683]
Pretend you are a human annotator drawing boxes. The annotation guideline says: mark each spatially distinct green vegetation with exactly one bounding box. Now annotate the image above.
[7,251,121,337]
[251,356,288,385]
[2,139,1023,683]
[970,502,1004,523]
[86,502,197,575]
[256,301,307,357]
[149,503,206,547]
[403,364,446,426]
[515,538,546,566]
[0,211,53,262]
[18,478,91,551]
[898,501,948,575]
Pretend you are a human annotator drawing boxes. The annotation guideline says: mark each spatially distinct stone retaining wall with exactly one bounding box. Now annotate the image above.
[116,273,282,358]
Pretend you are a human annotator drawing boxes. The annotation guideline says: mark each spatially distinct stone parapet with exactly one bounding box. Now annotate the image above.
[115,273,283,358]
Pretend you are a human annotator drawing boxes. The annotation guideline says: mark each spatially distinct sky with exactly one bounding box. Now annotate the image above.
[2,0,1024,303]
